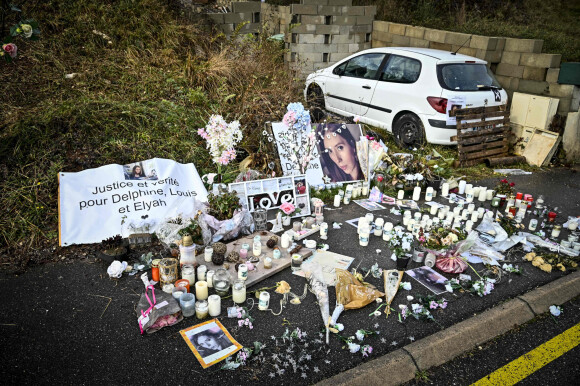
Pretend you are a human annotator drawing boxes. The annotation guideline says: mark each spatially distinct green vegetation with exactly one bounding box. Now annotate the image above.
[355,0,580,61]
[0,0,301,255]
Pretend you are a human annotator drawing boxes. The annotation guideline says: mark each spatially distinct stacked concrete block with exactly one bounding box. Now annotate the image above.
[285,0,375,76]
[204,1,262,37]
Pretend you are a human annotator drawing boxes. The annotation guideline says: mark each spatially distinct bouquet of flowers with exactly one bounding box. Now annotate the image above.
[422,227,467,250]
[198,115,243,176]
[385,226,414,260]
[279,202,300,217]
[279,102,317,174]
[494,178,515,196]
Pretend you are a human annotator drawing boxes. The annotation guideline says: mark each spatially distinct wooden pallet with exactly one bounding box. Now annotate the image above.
[449,105,510,167]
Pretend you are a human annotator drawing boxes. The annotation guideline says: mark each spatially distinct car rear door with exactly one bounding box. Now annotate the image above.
[324,52,386,117]
[364,54,423,131]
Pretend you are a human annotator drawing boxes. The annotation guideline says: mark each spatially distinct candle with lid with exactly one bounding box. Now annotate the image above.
[425,187,434,202]
[238,264,248,280]
[258,291,270,311]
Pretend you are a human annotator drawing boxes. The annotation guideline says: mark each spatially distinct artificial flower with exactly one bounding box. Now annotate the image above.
[549,305,562,316]
[347,342,360,353]
[20,24,33,38]
[2,43,17,58]
[400,282,412,291]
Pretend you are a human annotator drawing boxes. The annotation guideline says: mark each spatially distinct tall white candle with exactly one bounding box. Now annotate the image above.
[471,211,479,222]
[467,203,476,213]
[197,265,207,281]
[478,187,487,202]
[412,186,421,201]
[465,187,474,203]
[195,281,208,301]
[333,194,341,207]
[478,207,486,219]
[320,222,328,239]
[281,233,291,248]
[430,205,438,215]
[384,222,393,232]
[232,281,246,304]
[441,182,450,197]
[374,218,384,236]
[425,187,434,201]
[458,180,466,194]
[362,185,369,196]
[465,220,473,232]
[486,189,494,200]
[397,190,405,199]
[208,294,221,317]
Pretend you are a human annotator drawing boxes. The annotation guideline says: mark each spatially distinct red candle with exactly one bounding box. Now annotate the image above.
[175,279,190,293]
[548,212,557,222]
[516,192,523,200]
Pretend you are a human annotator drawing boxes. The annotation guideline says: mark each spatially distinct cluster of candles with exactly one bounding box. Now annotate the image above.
[333,182,370,207]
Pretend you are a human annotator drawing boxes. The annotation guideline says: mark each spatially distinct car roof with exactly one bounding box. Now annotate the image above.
[358,47,486,63]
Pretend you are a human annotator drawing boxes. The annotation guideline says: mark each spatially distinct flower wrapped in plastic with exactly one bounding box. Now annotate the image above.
[301,260,330,344]
[330,269,384,325]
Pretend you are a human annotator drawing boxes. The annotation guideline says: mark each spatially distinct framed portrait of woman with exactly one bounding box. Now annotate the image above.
[180,319,242,368]
[314,123,365,183]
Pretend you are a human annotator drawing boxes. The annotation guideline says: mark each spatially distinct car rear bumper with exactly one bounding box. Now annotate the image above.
[418,115,458,145]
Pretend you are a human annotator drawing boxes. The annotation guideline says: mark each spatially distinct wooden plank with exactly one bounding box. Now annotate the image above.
[457,117,510,130]
[194,231,313,289]
[457,110,510,120]
[460,146,509,161]
[449,105,507,117]
[459,139,508,153]
[455,125,509,140]
[458,134,508,146]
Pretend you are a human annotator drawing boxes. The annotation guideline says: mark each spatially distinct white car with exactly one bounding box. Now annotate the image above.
[304,47,508,147]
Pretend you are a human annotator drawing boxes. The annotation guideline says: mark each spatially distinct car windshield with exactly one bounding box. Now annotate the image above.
[437,63,502,91]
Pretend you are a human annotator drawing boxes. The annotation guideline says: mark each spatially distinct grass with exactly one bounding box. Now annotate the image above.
[0,0,302,257]
[355,0,580,61]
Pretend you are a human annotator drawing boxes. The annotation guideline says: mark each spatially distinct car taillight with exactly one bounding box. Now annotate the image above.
[427,97,447,114]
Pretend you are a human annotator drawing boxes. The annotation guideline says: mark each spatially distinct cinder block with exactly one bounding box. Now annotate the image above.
[336,43,350,52]
[494,75,512,90]
[405,26,425,39]
[313,43,337,53]
[372,40,390,48]
[331,52,352,61]
[291,4,318,15]
[338,25,351,35]
[349,43,362,53]
[496,38,506,51]
[291,44,316,54]
[392,34,410,46]
[372,30,393,43]
[356,15,374,25]
[495,63,525,78]
[353,33,367,44]
[520,53,562,68]
[389,22,407,36]
[302,15,326,24]
[238,22,260,33]
[504,38,543,53]
[232,2,261,13]
[523,66,547,81]
[373,20,390,32]
[455,46,477,57]
[469,35,499,51]
[303,0,328,5]
[290,24,317,34]
[549,83,577,98]
[424,28,447,44]
[328,0,353,5]
[341,6,365,16]
[362,42,371,50]
[445,31,472,46]
[409,37,429,48]
[298,34,326,44]
[318,5,343,15]
[299,52,323,63]
[546,68,560,83]
[364,6,377,16]
[207,13,225,24]
[500,51,521,65]
[483,50,502,63]
[352,24,372,33]
[224,13,245,24]
[221,24,235,34]
[518,79,549,95]
[556,98,572,113]
[332,15,357,25]
[315,25,340,35]
[331,35,352,44]
[429,41,452,51]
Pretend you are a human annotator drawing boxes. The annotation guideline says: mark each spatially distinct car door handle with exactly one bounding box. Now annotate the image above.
[362,85,371,89]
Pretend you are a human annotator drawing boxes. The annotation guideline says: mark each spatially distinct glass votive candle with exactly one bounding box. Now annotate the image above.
[197,265,207,281]
[232,280,246,304]
[206,270,215,288]
[181,264,195,286]
[172,286,187,300]
[477,207,485,219]
[195,300,209,319]
[204,246,213,263]
[239,248,248,260]
[238,263,248,280]
[179,293,196,317]
[242,243,250,251]
[273,248,281,259]
[293,221,302,232]
[175,279,190,293]
[208,294,221,317]
[264,257,273,269]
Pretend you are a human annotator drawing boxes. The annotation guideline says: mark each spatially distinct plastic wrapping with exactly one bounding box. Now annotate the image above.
[154,198,212,249]
[136,285,183,334]
[204,208,253,243]
[301,260,330,344]
[476,217,509,243]
[522,232,579,257]
[330,269,384,324]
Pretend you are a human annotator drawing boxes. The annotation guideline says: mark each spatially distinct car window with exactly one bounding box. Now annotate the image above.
[333,62,347,76]
[379,55,421,83]
[437,63,502,91]
[341,53,385,79]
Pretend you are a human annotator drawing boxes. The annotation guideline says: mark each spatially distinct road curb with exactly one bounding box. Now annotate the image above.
[316,270,580,386]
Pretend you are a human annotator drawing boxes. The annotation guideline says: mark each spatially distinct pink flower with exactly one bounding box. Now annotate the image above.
[2,43,17,58]
[279,202,295,215]
[353,116,361,123]
[440,301,448,309]
[238,320,244,327]
[282,111,296,127]
[429,301,438,310]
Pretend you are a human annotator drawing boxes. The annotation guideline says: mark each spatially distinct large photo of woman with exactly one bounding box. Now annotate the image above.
[315,123,364,183]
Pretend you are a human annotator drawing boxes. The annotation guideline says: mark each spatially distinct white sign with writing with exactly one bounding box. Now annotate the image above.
[59,158,207,246]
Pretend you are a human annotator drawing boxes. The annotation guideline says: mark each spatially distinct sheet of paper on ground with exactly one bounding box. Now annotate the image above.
[293,250,355,286]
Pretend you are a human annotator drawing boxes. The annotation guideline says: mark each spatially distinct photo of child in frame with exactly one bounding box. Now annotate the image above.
[123,161,158,181]
[315,123,364,183]
[180,320,242,368]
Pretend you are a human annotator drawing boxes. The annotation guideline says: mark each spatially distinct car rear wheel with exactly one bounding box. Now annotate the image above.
[307,84,325,109]
[393,113,426,149]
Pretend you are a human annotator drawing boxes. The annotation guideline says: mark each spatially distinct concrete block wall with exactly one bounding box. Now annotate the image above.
[285,0,376,76]
[372,20,579,116]
[205,1,263,37]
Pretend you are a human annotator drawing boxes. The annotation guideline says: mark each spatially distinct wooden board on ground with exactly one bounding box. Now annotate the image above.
[522,129,561,166]
[195,231,313,289]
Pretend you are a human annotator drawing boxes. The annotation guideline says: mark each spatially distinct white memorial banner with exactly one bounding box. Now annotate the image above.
[59,158,207,246]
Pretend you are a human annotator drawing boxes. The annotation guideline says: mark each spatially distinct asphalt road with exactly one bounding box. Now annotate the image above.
[402,297,580,385]
[1,167,579,385]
